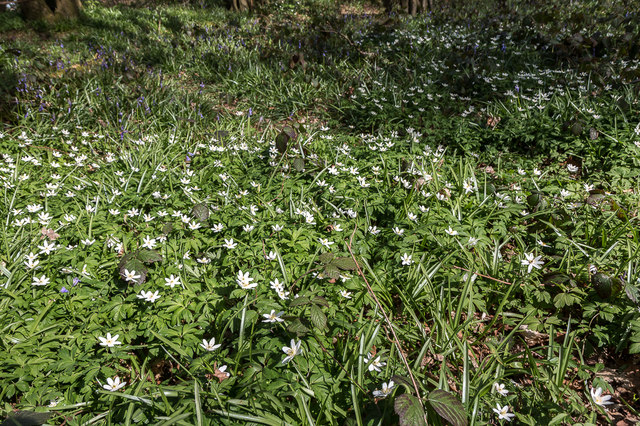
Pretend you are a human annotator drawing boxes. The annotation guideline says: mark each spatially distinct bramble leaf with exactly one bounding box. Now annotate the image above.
[394,394,426,426]
[428,389,468,426]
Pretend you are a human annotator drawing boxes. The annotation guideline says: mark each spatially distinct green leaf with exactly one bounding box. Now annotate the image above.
[570,121,583,136]
[162,223,174,235]
[592,273,622,299]
[282,126,297,140]
[118,258,148,285]
[394,394,426,426]
[629,342,640,354]
[287,319,309,336]
[275,132,289,154]
[624,283,640,305]
[1,411,53,426]
[318,252,334,264]
[137,249,163,264]
[332,257,357,271]
[293,157,305,172]
[527,192,542,209]
[323,264,340,279]
[191,203,210,222]
[483,182,496,195]
[309,305,327,330]
[312,296,329,308]
[543,273,571,286]
[586,190,605,206]
[390,375,413,391]
[289,297,311,307]
[553,292,581,308]
[427,389,468,426]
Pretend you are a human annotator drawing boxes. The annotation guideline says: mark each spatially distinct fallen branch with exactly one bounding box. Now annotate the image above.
[451,265,516,286]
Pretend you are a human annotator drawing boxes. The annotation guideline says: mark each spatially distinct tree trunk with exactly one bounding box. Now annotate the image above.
[400,0,408,13]
[21,0,82,22]
[409,0,418,16]
[230,0,254,11]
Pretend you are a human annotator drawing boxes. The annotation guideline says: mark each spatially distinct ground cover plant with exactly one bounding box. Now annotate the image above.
[1,0,640,424]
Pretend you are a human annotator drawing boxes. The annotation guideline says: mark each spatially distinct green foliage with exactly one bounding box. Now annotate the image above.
[0,0,639,424]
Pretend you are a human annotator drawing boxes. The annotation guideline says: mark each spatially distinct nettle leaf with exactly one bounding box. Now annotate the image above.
[318,252,334,264]
[394,394,426,426]
[191,203,210,222]
[309,304,327,330]
[332,257,357,271]
[293,157,305,172]
[427,389,468,426]
[137,249,163,264]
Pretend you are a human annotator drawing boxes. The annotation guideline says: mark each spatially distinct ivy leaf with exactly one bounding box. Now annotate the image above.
[394,394,427,426]
[191,203,210,222]
[309,304,327,330]
[427,389,468,426]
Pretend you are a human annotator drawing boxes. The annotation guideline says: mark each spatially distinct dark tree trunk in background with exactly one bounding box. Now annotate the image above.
[21,0,82,22]
[385,0,432,15]
[231,0,254,12]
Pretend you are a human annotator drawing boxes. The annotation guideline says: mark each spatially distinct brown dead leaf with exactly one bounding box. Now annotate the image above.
[487,116,501,129]
[41,227,59,240]
[213,365,231,383]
